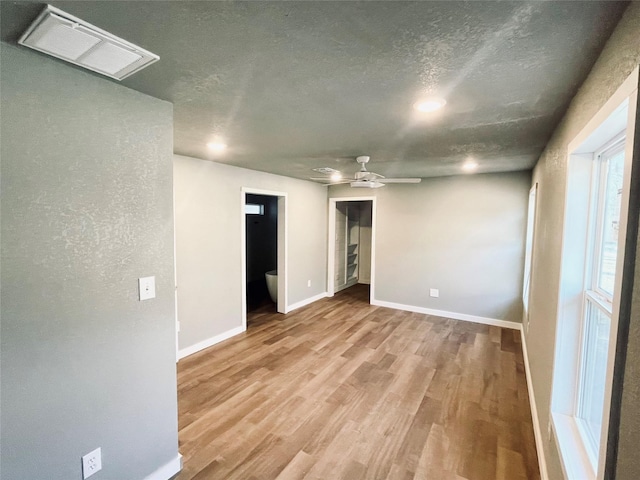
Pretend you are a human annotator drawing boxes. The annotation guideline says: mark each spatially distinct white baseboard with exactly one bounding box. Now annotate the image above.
[285,292,328,313]
[178,326,245,360]
[520,329,549,480]
[370,299,521,330]
[143,453,182,480]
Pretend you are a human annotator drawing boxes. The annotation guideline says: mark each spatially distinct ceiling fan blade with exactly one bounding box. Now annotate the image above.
[377,178,422,183]
[309,178,352,185]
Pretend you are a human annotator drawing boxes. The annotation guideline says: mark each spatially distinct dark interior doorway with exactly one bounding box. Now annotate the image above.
[245,193,278,312]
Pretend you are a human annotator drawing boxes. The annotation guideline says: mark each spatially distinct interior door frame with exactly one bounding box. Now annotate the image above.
[241,188,288,329]
[327,196,377,300]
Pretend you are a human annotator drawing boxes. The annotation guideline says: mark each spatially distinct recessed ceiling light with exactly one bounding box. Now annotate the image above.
[462,160,479,172]
[330,172,342,181]
[414,98,447,113]
[207,141,227,152]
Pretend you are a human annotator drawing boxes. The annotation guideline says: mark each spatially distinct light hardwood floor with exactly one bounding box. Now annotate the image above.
[175,285,540,480]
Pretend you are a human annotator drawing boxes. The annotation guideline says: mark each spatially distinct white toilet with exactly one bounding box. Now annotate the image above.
[265,270,277,303]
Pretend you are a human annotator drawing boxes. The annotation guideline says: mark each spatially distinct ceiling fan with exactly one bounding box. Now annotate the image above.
[310,156,421,188]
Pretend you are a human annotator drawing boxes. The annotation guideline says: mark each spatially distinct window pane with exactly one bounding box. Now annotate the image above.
[578,300,611,455]
[597,149,624,295]
[522,185,537,312]
[245,204,264,215]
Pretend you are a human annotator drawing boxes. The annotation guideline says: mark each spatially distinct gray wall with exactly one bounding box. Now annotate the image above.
[174,155,327,352]
[526,2,640,479]
[0,45,179,479]
[616,162,640,478]
[330,171,530,323]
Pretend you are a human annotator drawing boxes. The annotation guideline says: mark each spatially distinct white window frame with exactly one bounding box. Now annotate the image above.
[550,67,637,480]
[575,293,611,463]
[573,138,623,467]
[589,136,626,303]
[522,182,538,331]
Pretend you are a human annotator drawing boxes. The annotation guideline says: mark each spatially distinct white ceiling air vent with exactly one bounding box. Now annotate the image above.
[18,5,159,80]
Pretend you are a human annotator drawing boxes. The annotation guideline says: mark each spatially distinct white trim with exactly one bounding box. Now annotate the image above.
[177,326,245,360]
[520,329,549,480]
[240,187,288,329]
[370,197,377,302]
[552,412,595,480]
[568,66,638,154]
[327,199,336,296]
[284,292,329,313]
[277,195,288,314]
[370,299,521,330]
[173,174,180,362]
[522,182,538,333]
[142,454,182,480]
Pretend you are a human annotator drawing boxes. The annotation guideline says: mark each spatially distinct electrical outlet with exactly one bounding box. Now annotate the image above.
[429,288,439,298]
[82,447,102,479]
[138,276,156,301]
[307,280,311,287]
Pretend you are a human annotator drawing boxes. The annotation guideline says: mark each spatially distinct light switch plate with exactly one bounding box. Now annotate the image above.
[139,276,156,300]
[429,288,439,298]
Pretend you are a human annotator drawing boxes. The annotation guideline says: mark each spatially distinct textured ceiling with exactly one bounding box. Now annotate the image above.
[1,1,629,180]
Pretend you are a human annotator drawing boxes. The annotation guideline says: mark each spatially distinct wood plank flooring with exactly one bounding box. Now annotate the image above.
[175,285,540,480]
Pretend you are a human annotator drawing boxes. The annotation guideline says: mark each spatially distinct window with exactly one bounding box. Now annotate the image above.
[592,141,624,297]
[577,300,611,455]
[522,183,538,327]
[245,203,264,215]
[551,67,637,480]
[576,137,624,464]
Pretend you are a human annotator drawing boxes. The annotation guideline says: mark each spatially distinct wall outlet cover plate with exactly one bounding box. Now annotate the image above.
[139,276,156,300]
[82,447,102,479]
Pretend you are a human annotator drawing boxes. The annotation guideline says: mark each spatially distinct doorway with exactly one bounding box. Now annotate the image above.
[327,197,375,300]
[245,193,278,311]
[241,188,287,329]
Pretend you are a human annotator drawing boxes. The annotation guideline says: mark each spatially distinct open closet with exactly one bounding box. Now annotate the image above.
[334,201,372,292]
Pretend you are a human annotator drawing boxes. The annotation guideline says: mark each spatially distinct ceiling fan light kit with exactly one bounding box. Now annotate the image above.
[350,180,385,189]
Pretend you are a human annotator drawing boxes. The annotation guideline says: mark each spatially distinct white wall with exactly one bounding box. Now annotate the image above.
[330,171,530,323]
[174,155,328,355]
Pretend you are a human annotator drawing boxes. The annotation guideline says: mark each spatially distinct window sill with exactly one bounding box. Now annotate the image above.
[552,412,596,480]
